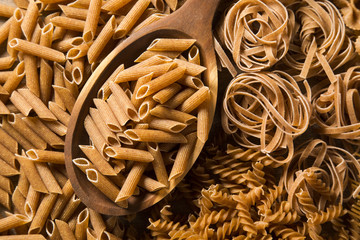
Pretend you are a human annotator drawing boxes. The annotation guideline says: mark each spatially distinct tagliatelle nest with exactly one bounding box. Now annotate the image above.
[222,71,311,164]
[282,0,354,79]
[220,0,292,72]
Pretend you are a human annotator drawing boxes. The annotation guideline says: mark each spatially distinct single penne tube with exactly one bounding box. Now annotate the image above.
[52,85,76,113]
[55,220,76,240]
[21,117,65,149]
[146,142,168,186]
[0,143,16,168]
[197,100,210,143]
[50,180,74,220]
[7,8,24,58]
[0,56,15,70]
[0,17,11,46]
[88,16,116,64]
[109,82,139,122]
[66,41,91,60]
[30,22,42,44]
[86,168,121,203]
[93,98,122,132]
[134,54,173,66]
[136,66,186,99]
[0,158,19,176]
[115,62,175,83]
[132,13,167,33]
[90,108,119,146]
[17,169,29,197]
[98,64,124,100]
[116,162,147,202]
[23,53,40,97]
[0,175,13,194]
[138,175,166,192]
[131,73,153,109]
[147,38,196,52]
[15,154,48,193]
[40,23,54,47]
[79,145,118,176]
[0,3,15,18]
[125,129,187,143]
[101,0,132,12]
[168,132,197,181]
[0,188,10,210]
[149,117,187,133]
[0,235,46,240]
[72,158,94,173]
[40,59,53,103]
[53,63,66,110]
[46,220,61,240]
[83,0,101,42]
[12,187,26,215]
[9,38,66,63]
[43,119,67,137]
[105,146,154,162]
[150,105,196,125]
[174,59,206,76]
[178,75,204,89]
[107,95,129,126]
[163,87,196,109]
[17,88,57,121]
[51,16,85,32]
[9,91,34,117]
[134,50,180,62]
[75,208,89,240]
[72,57,85,85]
[89,209,106,237]
[63,70,79,98]
[53,37,84,52]
[2,118,35,150]
[138,96,157,120]
[20,0,40,40]
[116,132,133,146]
[0,213,30,232]
[0,127,18,154]
[35,162,62,194]
[44,12,60,25]
[24,180,41,218]
[153,82,182,104]
[188,45,200,65]
[178,86,210,113]
[26,149,65,164]
[59,194,81,222]
[28,193,57,234]
[49,102,71,126]
[50,168,68,188]
[87,227,97,240]
[84,115,108,157]
[7,113,47,150]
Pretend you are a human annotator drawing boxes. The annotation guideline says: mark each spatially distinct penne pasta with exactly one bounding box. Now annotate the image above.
[101,0,132,12]
[163,87,196,109]
[66,41,91,60]
[89,209,106,237]
[153,82,182,104]
[0,101,10,115]
[79,146,118,176]
[52,85,76,113]
[138,96,157,120]
[125,129,187,143]
[55,220,76,240]
[39,59,53,104]
[46,220,61,240]
[7,8,24,58]
[0,235,46,240]
[0,127,18,154]
[63,70,79,98]
[188,45,200,65]
[75,208,89,240]
[178,75,204,89]
[138,175,166,192]
[197,100,210,143]
[50,179,73,220]
[178,86,210,113]
[43,119,67,137]
[84,115,109,157]
[0,3,15,18]
[131,72,153,109]
[149,117,187,133]
[107,95,129,126]
[173,58,207,76]
[72,57,85,85]
[52,36,84,52]
[0,175,13,194]
[146,142,168,186]
[0,213,30,232]
[105,146,154,162]
[90,108,119,146]
[12,187,26,215]
[0,158,19,176]
[97,63,124,99]
[116,132,133,145]
[51,16,85,32]
[59,194,81,222]
[35,162,62,194]
[23,53,40,97]
[0,17,12,46]
[132,13,167,34]
[0,56,16,70]
[83,0,101,42]
[147,38,196,52]
[9,90,34,117]
[20,0,40,40]
[2,117,35,150]
[93,98,122,132]
[17,168,29,197]
[48,102,70,126]
[150,105,196,125]
[0,71,12,84]
[0,188,11,210]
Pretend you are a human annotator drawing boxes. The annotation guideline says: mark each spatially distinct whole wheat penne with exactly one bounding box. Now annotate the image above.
[153,82,182,104]
[23,53,40,97]
[106,95,129,126]
[0,17,12,46]
[24,187,39,217]
[63,70,79,98]
[146,142,168,186]
[0,175,13,194]
[101,0,132,15]
[72,57,85,85]
[50,179,73,220]
[50,167,67,188]
[147,38,195,52]
[114,0,150,38]
[86,168,122,204]
[26,149,64,164]
[51,16,85,32]
[44,12,60,25]
[83,0,101,42]
[90,108,119,146]
[109,82,140,122]
[0,235,46,240]
[53,63,67,110]
[163,87,196,109]
[0,188,10,210]
[89,209,106,237]
[5,103,20,114]
[59,5,88,21]
[55,220,76,240]
[59,194,81,221]
[49,102,70,126]
[20,0,40,40]
[168,132,197,181]
[130,73,153,109]
[2,118,35,150]
[0,142,16,168]
[43,119,67,136]
[0,158,19,176]
[116,132,133,145]
[84,115,109,157]
[136,66,186,99]
[0,127,18,154]
[0,213,30,232]
[17,88,57,121]
[98,64,125,100]
[0,3,15,18]
[178,75,204,89]
[188,45,200,65]
[197,100,210,143]
[16,155,48,193]
[133,13,167,34]
[7,113,47,150]
[138,175,166,192]
[134,54,173,66]
[125,129,187,143]
[17,168,29,197]
[150,105,196,125]
[105,146,154,162]
[12,187,26,215]
[9,38,66,63]
[53,37,84,52]
[22,117,65,149]
[138,96,157,120]
[88,16,116,64]
[0,101,10,115]
[7,8,24,58]
[115,162,147,201]
[53,24,66,42]
[75,208,89,240]
[67,41,91,60]
[9,91,34,117]
[174,58,207,76]
[28,193,57,234]
[35,162,62,193]
[40,23,53,47]
[93,98,122,132]
[0,71,12,84]
[46,220,61,240]
[72,157,94,173]
[149,117,187,133]
[115,62,175,83]
[178,86,210,113]
[0,56,15,70]
[39,59,53,104]
[79,145,118,176]
[30,22,42,44]
[52,85,76,113]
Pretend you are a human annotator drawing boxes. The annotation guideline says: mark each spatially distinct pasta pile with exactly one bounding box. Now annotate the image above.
[75,37,210,206]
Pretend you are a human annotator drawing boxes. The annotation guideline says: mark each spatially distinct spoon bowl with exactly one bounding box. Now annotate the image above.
[65,0,220,215]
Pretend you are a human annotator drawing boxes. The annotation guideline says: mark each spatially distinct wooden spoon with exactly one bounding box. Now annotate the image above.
[65,0,220,216]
